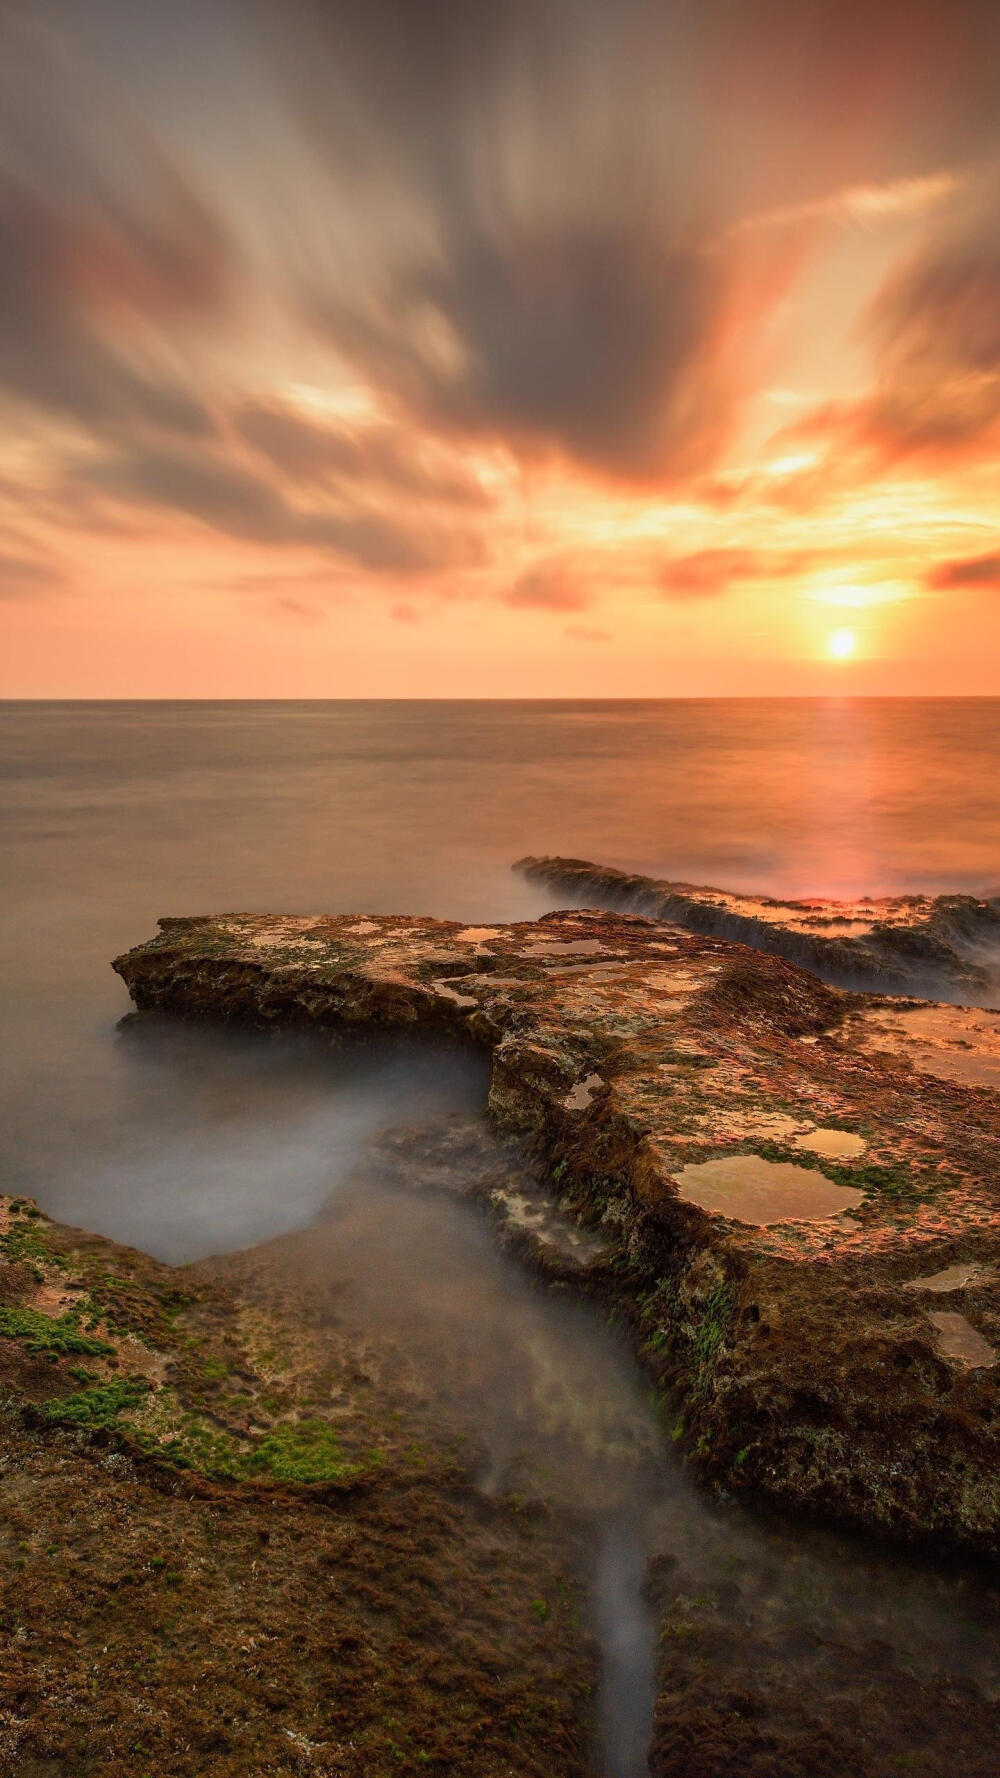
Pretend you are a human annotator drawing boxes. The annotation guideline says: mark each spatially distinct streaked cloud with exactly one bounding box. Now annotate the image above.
[73,442,489,573]
[728,170,967,238]
[3,0,1000,691]
[234,400,494,508]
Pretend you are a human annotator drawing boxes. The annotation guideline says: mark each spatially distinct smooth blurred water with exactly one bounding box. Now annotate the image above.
[2,697,1000,1241]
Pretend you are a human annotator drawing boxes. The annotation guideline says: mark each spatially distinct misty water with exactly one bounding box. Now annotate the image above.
[4,699,1000,1774]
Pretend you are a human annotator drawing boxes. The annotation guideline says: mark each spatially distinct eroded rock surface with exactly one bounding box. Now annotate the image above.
[518,854,1000,1001]
[114,904,1000,1554]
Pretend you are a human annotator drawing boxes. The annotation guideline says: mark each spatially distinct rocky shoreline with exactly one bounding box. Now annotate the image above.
[4,872,1000,1774]
[112,889,1000,1556]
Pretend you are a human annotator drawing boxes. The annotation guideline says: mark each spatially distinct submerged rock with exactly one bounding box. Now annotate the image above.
[114,898,1000,1555]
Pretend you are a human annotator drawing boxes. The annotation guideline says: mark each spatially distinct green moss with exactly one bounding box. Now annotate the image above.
[127,1405,361,1485]
[0,1305,113,1357]
[158,1292,196,1325]
[0,1222,67,1272]
[245,1418,350,1483]
[850,1161,949,1204]
[154,1420,245,1474]
[39,1376,151,1428]
[692,1283,733,1382]
[752,1139,946,1205]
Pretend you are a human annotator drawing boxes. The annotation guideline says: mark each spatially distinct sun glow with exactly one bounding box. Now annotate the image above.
[828,627,856,660]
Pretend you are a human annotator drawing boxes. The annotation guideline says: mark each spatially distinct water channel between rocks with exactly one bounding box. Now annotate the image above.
[32,1015,1000,1778]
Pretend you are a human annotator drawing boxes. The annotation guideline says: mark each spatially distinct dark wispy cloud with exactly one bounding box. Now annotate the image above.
[760,175,1000,483]
[276,0,1000,483]
[233,400,493,507]
[0,548,67,598]
[0,174,222,440]
[928,551,1000,589]
[307,225,762,483]
[76,442,487,573]
[0,15,235,445]
[503,564,590,612]
[861,183,1000,457]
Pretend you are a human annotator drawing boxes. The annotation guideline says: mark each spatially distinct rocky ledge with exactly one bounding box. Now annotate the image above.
[518,854,1000,1001]
[114,898,1000,1556]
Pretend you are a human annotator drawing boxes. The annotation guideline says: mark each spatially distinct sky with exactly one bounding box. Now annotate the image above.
[2,0,1000,697]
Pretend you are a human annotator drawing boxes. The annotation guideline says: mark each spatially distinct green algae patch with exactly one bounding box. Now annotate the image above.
[38,1376,354,1485]
[0,1306,114,1358]
[750,1139,947,1208]
[118,1387,240,1473]
[39,1376,151,1428]
[0,1219,68,1275]
[692,1284,734,1376]
[75,1378,364,1486]
[244,1418,352,1483]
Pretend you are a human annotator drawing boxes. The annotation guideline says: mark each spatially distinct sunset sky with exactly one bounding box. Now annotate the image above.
[2,0,1000,697]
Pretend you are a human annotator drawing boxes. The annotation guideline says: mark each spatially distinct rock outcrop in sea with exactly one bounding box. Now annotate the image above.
[517,854,1000,1001]
[112,891,1000,1555]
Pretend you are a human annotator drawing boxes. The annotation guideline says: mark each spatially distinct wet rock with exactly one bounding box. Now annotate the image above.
[903,1263,987,1294]
[848,1001,1000,1088]
[928,1310,997,1369]
[340,1115,617,1283]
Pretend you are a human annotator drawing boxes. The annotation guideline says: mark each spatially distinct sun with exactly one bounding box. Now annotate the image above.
[828,627,856,660]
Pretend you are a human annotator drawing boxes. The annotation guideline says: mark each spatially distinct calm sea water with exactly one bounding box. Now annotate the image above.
[2,697,1000,1248]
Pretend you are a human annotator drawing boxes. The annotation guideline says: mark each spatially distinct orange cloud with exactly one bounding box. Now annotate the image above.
[659,549,761,598]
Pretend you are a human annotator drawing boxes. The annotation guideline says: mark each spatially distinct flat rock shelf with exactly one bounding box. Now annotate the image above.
[114,893,1000,1555]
